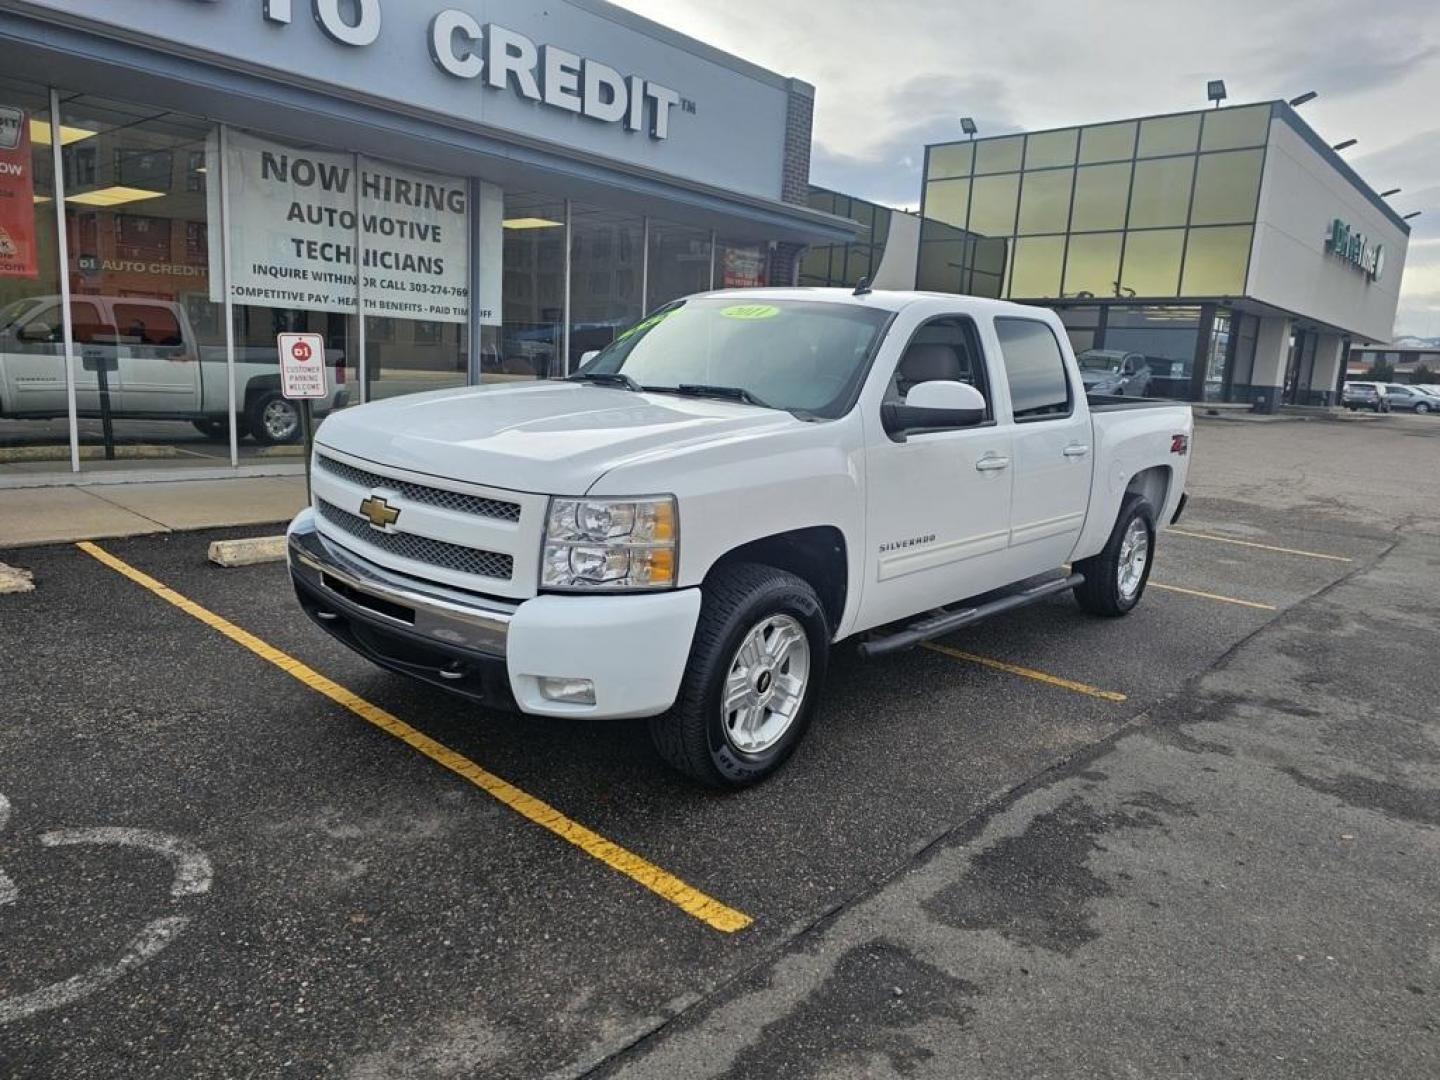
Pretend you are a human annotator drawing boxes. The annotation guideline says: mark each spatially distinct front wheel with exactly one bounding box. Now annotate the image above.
[649,563,829,788]
[1072,493,1155,617]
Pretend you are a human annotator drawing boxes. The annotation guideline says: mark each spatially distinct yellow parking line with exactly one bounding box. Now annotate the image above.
[921,642,1127,702]
[1167,528,1353,563]
[1148,581,1278,611]
[77,541,752,934]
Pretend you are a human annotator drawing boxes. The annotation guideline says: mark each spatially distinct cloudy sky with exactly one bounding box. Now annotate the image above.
[617,0,1440,339]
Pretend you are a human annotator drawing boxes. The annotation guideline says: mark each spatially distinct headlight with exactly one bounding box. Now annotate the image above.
[542,496,677,590]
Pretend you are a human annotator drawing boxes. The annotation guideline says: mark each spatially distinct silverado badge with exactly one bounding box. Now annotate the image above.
[359,495,400,530]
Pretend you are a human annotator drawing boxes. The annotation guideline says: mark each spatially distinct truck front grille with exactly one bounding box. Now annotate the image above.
[317,455,522,523]
[316,498,515,582]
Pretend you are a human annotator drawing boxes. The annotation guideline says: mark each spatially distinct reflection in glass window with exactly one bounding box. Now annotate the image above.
[1103,305,1200,398]
[1025,128,1078,169]
[1119,228,1184,297]
[569,203,642,371]
[1016,169,1073,235]
[916,236,968,293]
[1137,113,1200,157]
[924,178,970,229]
[647,219,712,310]
[501,192,565,380]
[1128,156,1194,228]
[927,141,974,180]
[970,237,1009,298]
[968,173,1020,237]
[1189,149,1264,226]
[974,134,1024,175]
[1078,121,1137,164]
[995,317,1072,419]
[1070,163,1131,232]
[1201,104,1271,151]
[1009,236,1065,298]
[1180,225,1252,295]
[1063,232,1123,299]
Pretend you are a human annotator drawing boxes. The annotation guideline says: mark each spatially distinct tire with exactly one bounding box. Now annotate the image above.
[1072,493,1156,617]
[1416,402,1430,414]
[649,562,830,788]
[248,392,301,445]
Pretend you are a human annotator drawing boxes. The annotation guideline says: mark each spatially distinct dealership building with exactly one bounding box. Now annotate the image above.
[0,4,1417,490]
[0,0,850,482]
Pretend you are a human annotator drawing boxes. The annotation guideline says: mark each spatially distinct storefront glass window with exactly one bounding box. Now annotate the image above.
[1016,169,1073,235]
[1128,156,1194,228]
[1058,306,1101,354]
[1200,104,1271,152]
[1204,308,1231,401]
[716,240,769,289]
[0,77,64,476]
[1189,149,1264,226]
[970,236,1009,298]
[1063,232,1123,298]
[1180,225,1251,295]
[1137,114,1200,158]
[1078,121,1137,164]
[915,224,970,293]
[1024,128,1078,169]
[1009,235,1064,298]
[1070,163,1131,232]
[500,192,564,380]
[1103,305,1200,398]
[58,94,234,467]
[1118,228,1184,297]
[647,219,712,309]
[568,203,642,369]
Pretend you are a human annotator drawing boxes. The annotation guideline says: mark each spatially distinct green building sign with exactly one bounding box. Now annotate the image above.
[1325,218,1384,283]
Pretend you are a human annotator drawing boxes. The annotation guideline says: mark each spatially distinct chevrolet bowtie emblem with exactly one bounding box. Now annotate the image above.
[358,495,400,529]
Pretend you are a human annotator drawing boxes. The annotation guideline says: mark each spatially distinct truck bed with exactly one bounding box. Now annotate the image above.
[1086,394,1186,413]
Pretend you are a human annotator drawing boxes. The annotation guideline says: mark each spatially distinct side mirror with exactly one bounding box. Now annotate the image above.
[579,349,600,366]
[16,322,53,344]
[882,380,987,438]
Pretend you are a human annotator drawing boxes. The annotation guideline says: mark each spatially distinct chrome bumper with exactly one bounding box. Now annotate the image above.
[287,510,515,659]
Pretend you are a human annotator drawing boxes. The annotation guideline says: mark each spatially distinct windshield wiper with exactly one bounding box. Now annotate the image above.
[567,371,642,391]
[659,383,774,409]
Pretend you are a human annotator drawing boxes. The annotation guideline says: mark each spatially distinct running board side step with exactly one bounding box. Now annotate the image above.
[856,573,1084,658]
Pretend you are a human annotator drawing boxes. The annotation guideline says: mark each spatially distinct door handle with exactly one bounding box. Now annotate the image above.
[1063,444,1091,458]
[975,454,1011,472]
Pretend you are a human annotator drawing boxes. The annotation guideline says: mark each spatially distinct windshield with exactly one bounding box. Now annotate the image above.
[1078,352,1123,373]
[579,297,892,418]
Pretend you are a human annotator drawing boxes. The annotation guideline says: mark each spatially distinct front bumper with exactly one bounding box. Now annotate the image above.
[286,509,701,719]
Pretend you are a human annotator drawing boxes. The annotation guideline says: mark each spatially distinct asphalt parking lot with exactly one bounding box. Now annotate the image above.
[2,414,1438,1078]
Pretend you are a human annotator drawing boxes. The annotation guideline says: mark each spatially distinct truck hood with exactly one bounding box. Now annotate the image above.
[314,381,803,494]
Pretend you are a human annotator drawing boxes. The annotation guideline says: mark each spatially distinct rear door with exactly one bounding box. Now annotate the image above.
[860,315,1014,627]
[111,300,199,415]
[993,316,1093,570]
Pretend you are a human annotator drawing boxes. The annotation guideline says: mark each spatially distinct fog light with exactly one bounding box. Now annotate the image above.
[537,676,596,705]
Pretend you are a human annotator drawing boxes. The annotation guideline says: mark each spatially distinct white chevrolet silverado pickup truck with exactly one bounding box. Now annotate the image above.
[287,288,1193,787]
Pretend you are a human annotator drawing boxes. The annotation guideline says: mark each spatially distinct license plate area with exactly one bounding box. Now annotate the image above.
[322,573,416,625]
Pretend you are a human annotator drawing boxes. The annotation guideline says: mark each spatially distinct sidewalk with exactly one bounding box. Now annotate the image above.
[0,475,306,549]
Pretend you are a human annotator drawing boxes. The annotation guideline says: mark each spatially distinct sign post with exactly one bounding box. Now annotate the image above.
[276,332,328,500]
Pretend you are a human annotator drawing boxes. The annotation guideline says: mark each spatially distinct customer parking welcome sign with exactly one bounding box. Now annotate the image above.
[0,106,39,279]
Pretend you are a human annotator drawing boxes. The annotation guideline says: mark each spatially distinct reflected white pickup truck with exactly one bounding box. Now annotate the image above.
[288,288,1192,787]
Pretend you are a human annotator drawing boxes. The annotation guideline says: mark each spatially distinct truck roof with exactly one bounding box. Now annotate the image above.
[691,287,1051,318]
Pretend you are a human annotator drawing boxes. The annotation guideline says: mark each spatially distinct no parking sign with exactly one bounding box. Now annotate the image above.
[277,333,327,399]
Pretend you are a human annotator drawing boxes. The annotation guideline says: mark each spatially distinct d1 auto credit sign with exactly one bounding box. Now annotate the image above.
[277,333,328,400]
[0,105,39,279]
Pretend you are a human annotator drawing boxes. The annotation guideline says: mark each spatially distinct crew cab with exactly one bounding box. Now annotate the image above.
[287,289,1193,787]
[0,295,348,443]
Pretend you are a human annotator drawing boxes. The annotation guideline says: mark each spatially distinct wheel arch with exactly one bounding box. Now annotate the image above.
[1124,465,1172,517]
[706,526,848,636]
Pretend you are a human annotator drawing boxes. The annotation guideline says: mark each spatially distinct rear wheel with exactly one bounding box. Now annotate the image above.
[649,562,829,788]
[1416,401,1430,414]
[248,392,302,445]
[1072,493,1155,617]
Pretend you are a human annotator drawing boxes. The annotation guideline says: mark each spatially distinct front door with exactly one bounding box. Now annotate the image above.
[992,316,1093,570]
[860,316,1014,630]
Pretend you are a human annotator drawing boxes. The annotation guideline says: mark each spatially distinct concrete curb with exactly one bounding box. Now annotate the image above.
[0,562,35,594]
[208,536,288,568]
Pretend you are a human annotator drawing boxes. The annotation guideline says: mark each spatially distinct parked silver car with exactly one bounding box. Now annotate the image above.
[1384,384,1439,414]
[1342,381,1389,412]
[1078,349,1151,396]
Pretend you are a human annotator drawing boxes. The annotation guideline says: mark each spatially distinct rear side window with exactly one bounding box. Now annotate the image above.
[114,304,183,346]
[994,317,1072,420]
